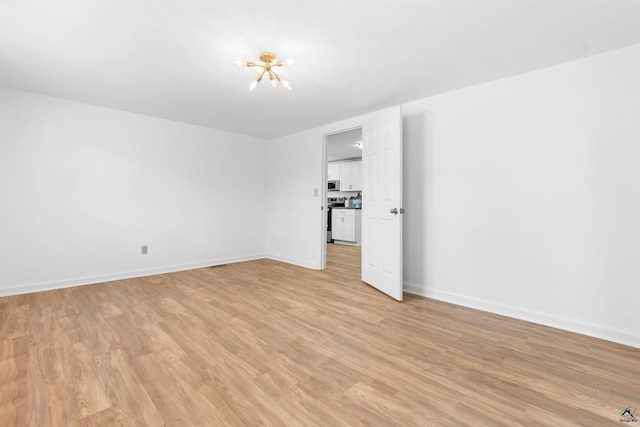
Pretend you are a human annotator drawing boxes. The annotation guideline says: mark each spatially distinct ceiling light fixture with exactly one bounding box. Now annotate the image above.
[233,52,294,92]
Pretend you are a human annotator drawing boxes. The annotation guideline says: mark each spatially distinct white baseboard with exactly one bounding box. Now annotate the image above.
[265,253,320,270]
[332,241,361,247]
[404,282,640,349]
[0,253,266,297]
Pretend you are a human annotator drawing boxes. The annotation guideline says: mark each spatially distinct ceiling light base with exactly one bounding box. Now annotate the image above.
[259,52,276,63]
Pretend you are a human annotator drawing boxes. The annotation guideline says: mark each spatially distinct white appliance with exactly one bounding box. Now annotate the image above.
[328,180,340,191]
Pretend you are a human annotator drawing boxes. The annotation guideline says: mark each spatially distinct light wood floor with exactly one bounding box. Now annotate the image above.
[1,244,639,426]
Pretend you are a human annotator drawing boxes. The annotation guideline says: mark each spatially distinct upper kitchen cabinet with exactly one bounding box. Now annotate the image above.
[339,160,362,191]
[327,163,340,181]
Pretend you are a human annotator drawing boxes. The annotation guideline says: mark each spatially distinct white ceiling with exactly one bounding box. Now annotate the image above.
[2,0,640,140]
[327,128,362,162]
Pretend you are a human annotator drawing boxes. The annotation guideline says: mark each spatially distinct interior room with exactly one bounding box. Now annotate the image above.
[1,1,639,425]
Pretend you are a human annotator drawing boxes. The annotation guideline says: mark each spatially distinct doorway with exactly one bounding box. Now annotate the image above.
[319,106,403,301]
[323,128,363,272]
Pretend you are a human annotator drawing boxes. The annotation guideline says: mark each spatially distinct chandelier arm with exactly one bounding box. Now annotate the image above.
[256,68,267,82]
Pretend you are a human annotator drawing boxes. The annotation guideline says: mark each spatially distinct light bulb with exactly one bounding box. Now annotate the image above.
[283,58,295,66]
[268,72,277,88]
[281,79,293,91]
[233,58,247,67]
[248,80,258,91]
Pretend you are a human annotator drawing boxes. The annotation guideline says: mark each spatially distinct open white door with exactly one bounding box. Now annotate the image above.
[361,106,403,301]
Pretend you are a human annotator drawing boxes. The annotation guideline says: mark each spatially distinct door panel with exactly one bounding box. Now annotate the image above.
[361,106,403,301]
[364,216,379,268]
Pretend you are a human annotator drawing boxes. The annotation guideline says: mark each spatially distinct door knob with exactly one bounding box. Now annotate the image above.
[390,208,398,214]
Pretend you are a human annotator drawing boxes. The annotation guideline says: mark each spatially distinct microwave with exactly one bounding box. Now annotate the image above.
[328,180,340,191]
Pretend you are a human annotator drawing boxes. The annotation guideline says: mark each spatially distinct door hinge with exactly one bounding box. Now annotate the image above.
[400,208,405,214]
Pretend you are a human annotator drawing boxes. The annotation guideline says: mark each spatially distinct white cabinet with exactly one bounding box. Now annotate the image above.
[331,160,362,191]
[349,160,362,192]
[333,210,356,242]
[332,208,362,245]
[327,163,340,181]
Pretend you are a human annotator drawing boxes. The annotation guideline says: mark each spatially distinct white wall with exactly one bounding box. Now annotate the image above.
[265,129,325,268]
[0,87,268,295]
[403,43,640,347]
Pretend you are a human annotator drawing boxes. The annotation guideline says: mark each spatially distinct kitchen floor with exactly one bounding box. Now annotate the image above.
[327,242,361,277]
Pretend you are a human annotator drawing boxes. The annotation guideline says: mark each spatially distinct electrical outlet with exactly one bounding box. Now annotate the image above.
[141,245,148,255]
[314,188,319,197]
